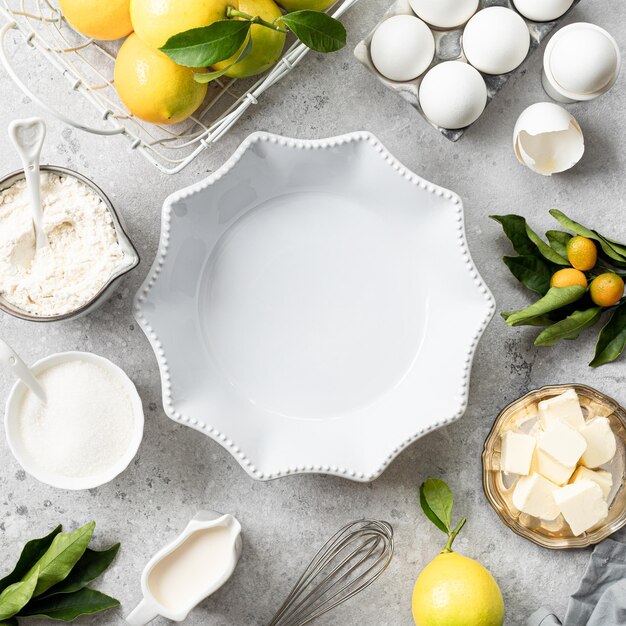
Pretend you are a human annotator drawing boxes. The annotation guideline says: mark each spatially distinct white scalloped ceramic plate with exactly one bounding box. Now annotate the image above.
[134,131,495,481]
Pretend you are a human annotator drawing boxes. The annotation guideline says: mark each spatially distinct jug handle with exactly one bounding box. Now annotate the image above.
[126,598,159,626]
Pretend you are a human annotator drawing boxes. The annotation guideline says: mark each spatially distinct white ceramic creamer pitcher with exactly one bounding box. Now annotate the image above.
[126,511,242,624]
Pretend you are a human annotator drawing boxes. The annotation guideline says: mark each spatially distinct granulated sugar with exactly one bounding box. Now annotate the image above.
[17,358,135,479]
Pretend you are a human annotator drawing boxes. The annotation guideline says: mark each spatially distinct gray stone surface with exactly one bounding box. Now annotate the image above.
[0,1,624,625]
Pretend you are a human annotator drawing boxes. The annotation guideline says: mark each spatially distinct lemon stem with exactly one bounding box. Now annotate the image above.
[441,517,466,554]
[226,6,289,32]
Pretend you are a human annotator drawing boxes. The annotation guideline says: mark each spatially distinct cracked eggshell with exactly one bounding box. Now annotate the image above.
[513,102,584,176]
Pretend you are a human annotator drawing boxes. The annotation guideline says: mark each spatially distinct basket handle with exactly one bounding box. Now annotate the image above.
[200,0,361,145]
[0,18,125,136]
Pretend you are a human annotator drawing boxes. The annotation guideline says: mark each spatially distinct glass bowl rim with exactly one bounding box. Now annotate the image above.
[482,383,626,550]
[0,165,140,322]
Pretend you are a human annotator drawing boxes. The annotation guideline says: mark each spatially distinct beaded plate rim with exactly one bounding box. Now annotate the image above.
[133,130,496,481]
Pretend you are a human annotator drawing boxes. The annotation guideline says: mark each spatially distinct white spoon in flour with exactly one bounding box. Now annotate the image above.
[0,339,46,404]
[8,118,49,254]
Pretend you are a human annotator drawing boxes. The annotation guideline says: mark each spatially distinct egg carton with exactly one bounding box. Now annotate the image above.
[354,0,583,141]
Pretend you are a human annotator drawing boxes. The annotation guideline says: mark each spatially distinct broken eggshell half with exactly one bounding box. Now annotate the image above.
[513,102,584,176]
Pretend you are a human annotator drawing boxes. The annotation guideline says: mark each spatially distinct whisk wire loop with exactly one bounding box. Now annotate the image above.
[268,520,394,626]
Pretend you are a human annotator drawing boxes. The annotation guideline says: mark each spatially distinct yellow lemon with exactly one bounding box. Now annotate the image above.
[114,33,207,124]
[550,268,588,289]
[275,0,336,11]
[412,552,504,626]
[212,0,285,78]
[59,0,133,40]
[590,273,625,307]
[566,236,598,271]
[130,0,231,49]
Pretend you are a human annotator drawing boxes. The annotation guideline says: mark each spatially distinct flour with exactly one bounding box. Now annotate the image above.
[0,173,126,316]
[17,359,136,479]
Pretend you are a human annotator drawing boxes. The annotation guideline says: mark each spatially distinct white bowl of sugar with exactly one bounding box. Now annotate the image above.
[4,351,144,490]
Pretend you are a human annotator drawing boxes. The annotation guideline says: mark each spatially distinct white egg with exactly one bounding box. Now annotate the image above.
[512,0,574,22]
[548,24,619,96]
[513,102,584,176]
[419,61,487,129]
[370,15,435,82]
[463,7,530,75]
[409,0,478,29]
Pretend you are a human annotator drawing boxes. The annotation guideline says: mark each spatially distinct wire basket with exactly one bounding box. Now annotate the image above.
[0,0,358,174]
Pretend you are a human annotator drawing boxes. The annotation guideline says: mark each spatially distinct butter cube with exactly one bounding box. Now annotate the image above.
[571,466,613,501]
[501,431,535,475]
[553,480,609,536]
[579,417,616,468]
[531,449,575,486]
[537,421,587,468]
[538,389,585,430]
[512,473,560,521]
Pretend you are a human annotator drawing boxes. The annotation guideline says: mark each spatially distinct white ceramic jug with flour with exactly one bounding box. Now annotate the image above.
[126,511,243,625]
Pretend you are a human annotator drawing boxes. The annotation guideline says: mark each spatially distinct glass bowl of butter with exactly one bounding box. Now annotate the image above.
[483,384,626,549]
[0,165,139,322]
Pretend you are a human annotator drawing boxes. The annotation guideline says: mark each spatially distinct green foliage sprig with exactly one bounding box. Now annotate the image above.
[420,478,466,553]
[492,210,626,367]
[159,5,346,82]
[0,523,119,624]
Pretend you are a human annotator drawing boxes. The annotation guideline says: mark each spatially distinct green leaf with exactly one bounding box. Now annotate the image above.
[0,525,62,594]
[17,588,119,622]
[39,545,120,599]
[491,214,537,256]
[491,214,566,265]
[194,37,252,83]
[0,567,39,620]
[505,286,587,327]
[420,478,453,534]
[26,522,95,597]
[419,486,448,534]
[535,307,603,347]
[501,312,554,327]
[525,226,568,265]
[546,230,572,259]
[503,255,553,295]
[280,11,346,52]
[549,210,626,266]
[160,20,251,67]
[601,236,626,257]
[590,302,626,367]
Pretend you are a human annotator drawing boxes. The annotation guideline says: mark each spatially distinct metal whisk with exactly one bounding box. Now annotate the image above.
[268,520,394,626]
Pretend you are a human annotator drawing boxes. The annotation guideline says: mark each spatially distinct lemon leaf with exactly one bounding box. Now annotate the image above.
[280,11,346,52]
[0,525,62,594]
[535,307,602,347]
[25,522,95,596]
[491,214,567,265]
[503,255,552,295]
[194,38,252,83]
[17,588,119,621]
[591,302,626,367]
[525,224,568,265]
[490,215,538,257]
[505,286,586,327]
[546,230,572,259]
[420,478,453,534]
[549,210,626,267]
[160,20,252,67]
[0,567,39,620]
